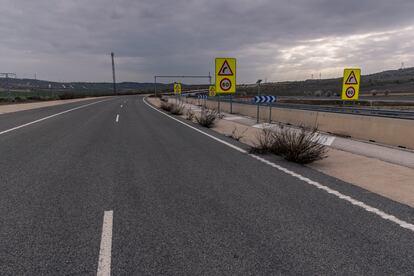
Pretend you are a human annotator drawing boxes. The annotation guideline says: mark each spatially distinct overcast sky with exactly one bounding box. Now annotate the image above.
[1,0,414,83]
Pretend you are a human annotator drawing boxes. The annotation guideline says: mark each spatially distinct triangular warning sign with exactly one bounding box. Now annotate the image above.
[345,71,358,85]
[218,60,234,76]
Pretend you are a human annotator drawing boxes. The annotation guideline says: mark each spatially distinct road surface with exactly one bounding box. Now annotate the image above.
[0,96,413,275]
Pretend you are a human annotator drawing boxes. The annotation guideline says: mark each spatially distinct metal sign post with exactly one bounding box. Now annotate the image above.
[256,80,262,123]
[218,95,221,114]
[269,103,272,124]
[253,95,277,124]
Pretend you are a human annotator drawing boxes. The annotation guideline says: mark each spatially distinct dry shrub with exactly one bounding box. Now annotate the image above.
[250,126,328,164]
[227,127,248,141]
[195,109,218,128]
[250,127,274,154]
[160,101,173,112]
[170,103,184,115]
[186,109,195,121]
[272,127,327,164]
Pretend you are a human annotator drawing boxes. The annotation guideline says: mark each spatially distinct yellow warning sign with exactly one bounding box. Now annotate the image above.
[174,82,182,95]
[342,68,360,100]
[215,58,236,94]
[209,85,216,97]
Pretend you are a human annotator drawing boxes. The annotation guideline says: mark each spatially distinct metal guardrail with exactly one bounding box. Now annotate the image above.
[195,96,414,120]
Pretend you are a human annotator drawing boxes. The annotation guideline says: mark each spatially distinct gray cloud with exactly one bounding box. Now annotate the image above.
[0,0,413,82]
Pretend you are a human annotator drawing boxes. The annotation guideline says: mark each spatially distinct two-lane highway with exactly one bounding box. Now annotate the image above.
[0,96,414,275]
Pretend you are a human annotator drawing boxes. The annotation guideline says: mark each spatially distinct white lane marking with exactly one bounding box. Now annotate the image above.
[120,105,123,108]
[115,114,119,123]
[143,97,414,233]
[144,98,245,154]
[0,99,109,136]
[97,210,113,276]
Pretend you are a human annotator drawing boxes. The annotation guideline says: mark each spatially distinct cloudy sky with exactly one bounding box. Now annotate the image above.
[1,0,414,83]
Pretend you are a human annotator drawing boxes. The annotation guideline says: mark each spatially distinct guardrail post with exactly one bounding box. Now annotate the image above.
[230,95,233,114]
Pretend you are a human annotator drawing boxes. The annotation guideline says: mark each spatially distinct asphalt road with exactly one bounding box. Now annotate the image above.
[0,95,414,275]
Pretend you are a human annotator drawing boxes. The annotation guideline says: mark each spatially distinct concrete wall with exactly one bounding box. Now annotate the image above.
[185,98,414,149]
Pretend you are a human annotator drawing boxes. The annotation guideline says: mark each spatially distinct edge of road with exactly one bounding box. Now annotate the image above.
[159,97,414,209]
[142,96,414,233]
[0,97,113,136]
[0,96,112,115]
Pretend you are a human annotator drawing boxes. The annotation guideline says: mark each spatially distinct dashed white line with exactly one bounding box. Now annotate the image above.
[120,105,123,108]
[143,97,414,233]
[0,99,109,136]
[97,210,114,276]
[115,114,119,123]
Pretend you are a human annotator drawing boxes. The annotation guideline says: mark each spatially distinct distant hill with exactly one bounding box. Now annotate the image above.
[0,78,163,93]
[1,67,413,97]
[238,67,414,96]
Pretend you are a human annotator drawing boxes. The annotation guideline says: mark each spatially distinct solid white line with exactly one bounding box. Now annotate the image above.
[143,97,414,233]
[115,114,119,123]
[97,210,113,276]
[0,99,109,136]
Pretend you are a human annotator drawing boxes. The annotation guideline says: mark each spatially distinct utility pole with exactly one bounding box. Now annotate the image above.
[111,52,117,94]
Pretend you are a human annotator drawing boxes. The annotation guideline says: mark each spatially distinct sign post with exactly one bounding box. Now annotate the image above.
[253,96,277,124]
[341,69,361,101]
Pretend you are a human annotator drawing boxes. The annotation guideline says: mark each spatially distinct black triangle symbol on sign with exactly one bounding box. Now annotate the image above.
[345,71,358,85]
[218,60,234,76]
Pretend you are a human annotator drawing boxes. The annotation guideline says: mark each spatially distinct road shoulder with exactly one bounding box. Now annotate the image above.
[0,97,110,115]
[148,97,414,208]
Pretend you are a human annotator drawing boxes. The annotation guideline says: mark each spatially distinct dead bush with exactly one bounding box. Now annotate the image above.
[250,128,275,154]
[160,101,173,112]
[250,126,328,164]
[195,109,218,128]
[186,109,195,121]
[227,127,248,141]
[271,127,327,164]
[170,103,185,115]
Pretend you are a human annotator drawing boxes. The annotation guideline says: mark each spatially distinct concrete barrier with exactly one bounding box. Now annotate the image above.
[184,98,414,149]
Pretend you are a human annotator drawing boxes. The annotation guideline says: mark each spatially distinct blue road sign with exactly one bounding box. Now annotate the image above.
[197,95,208,99]
[253,95,277,104]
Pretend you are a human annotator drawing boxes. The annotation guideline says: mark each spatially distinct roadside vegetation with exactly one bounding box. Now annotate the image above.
[250,126,328,164]
[160,101,185,115]
[195,109,218,128]
[185,109,195,121]
[226,127,248,141]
